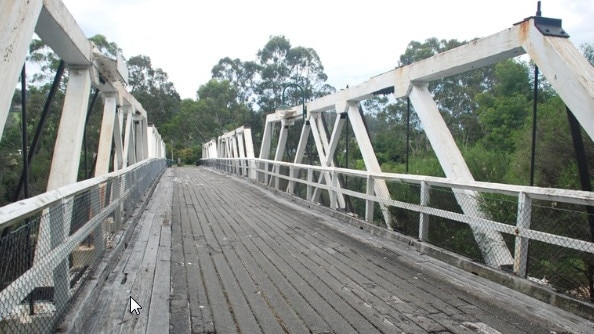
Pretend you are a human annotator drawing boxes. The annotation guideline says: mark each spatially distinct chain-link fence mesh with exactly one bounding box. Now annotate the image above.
[0,159,166,333]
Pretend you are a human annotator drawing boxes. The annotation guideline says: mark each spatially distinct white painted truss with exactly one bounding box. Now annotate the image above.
[203,16,594,269]
[0,1,168,298]
[0,0,166,187]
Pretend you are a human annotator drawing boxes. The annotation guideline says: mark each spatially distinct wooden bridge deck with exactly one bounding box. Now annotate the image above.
[72,167,593,333]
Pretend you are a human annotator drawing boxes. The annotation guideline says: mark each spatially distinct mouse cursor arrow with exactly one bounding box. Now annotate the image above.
[129,296,142,315]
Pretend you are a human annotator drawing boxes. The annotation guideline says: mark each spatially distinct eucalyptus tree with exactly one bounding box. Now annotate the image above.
[255,35,334,112]
[127,55,181,127]
[399,37,497,146]
[211,35,335,113]
[212,57,261,110]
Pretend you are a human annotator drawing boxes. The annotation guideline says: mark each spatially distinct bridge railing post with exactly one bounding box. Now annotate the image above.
[91,186,105,264]
[365,175,375,223]
[248,158,256,180]
[50,198,73,314]
[112,174,122,231]
[514,192,532,277]
[274,162,280,190]
[307,168,313,201]
[288,165,295,194]
[419,181,431,242]
[330,170,338,209]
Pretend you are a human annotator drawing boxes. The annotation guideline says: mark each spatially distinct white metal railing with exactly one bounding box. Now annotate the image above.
[0,158,166,333]
[202,157,594,299]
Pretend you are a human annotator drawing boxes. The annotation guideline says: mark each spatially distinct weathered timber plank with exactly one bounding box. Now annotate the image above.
[230,201,383,333]
[185,174,264,333]
[194,190,286,333]
[147,171,173,333]
[189,170,357,333]
[177,183,216,333]
[169,183,191,333]
[121,215,161,332]
[190,170,337,332]
[181,181,239,334]
[156,167,593,334]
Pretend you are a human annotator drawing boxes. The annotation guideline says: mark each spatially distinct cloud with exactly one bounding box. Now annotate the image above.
[61,0,594,99]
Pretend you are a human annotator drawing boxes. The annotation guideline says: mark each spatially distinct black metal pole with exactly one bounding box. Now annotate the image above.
[530,64,539,186]
[529,1,542,187]
[20,66,29,199]
[566,107,594,301]
[13,60,65,201]
[343,113,350,212]
[20,65,35,315]
[84,89,100,179]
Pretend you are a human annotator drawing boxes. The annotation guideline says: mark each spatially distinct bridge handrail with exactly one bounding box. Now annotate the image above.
[202,156,594,288]
[204,157,594,206]
[0,158,163,230]
[0,158,166,330]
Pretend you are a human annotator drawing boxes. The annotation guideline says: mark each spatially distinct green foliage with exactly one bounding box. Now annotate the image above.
[28,39,63,86]
[212,35,335,114]
[462,144,510,183]
[89,34,121,58]
[162,80,254,163]
[581,43,594,65]
[127,55,181,127]
[475,60,531,152]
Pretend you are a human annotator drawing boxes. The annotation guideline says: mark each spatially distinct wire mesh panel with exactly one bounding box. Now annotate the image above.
[527,202,594,301]
[0,158,166,333]
[386,180,422,236]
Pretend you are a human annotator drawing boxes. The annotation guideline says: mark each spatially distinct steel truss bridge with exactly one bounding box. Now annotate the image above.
[1,1,594,333]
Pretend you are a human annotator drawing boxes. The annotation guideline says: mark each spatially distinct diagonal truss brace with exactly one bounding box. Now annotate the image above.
[345,103,394,230]
[409,84,514,267]
[309,112,346,209]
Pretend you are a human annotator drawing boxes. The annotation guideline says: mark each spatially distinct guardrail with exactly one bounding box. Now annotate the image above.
[0,158,166,333]
[202,157,594,303]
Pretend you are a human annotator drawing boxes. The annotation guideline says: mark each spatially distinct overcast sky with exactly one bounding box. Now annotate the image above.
[61,0,594,100]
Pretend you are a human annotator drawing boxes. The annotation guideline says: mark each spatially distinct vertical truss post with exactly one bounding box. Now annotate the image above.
[243,126,256,180]
[47,67,92,188]
[232,132,240,175]
[43,66,92,313]
[271,121,289,189]
[288,121,311,194]
[237,131,247,176]
[134,119,145,162]
[95,94,117,176]
[122,107,134,167]
[113,108,124,171]
[142,119,149,161]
